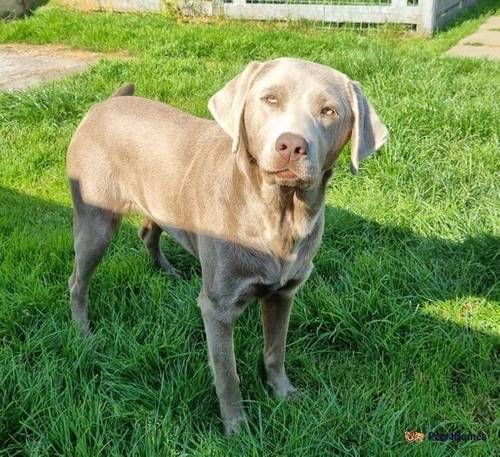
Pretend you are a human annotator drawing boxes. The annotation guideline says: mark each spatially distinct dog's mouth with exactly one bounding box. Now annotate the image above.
[264,168,315,189]
[255,154,316,188]
[270,168,298,180]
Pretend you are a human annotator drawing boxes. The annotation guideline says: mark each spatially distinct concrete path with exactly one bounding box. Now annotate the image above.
[446,16,500,61]
[0,44,103,91]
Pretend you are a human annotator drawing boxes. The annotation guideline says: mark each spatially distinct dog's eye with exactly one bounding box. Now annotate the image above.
[264,95,278,104]
[321,107,337,117]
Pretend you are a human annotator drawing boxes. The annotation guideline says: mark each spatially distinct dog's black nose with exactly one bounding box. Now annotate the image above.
[275,133,308,162]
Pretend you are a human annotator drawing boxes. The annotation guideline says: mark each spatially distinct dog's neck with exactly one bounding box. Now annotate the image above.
[264,186,320,257]
[239,158,331,259]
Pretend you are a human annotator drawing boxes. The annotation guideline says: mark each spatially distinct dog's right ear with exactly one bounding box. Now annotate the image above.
[208,61,263,154]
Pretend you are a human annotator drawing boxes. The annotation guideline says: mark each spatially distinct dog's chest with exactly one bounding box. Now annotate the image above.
[260,204,316,261]
[224,252,311,310]
[262,209,323,285]
[246,226,320,298]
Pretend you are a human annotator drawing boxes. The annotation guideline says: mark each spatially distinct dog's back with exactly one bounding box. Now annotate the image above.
[67,89,230,222]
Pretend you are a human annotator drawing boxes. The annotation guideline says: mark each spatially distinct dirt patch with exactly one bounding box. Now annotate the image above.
[0,43,126,90]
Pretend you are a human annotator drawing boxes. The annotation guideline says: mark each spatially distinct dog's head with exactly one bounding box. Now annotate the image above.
[209,58,388,188]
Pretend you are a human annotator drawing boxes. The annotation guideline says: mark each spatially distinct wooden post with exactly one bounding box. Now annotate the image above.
[418,0,437,35]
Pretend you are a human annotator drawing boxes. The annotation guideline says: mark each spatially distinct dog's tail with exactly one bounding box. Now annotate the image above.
[112,84,135,97]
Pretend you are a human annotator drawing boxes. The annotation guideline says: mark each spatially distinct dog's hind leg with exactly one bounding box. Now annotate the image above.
[68,181,121,336]
[139,219,180,277]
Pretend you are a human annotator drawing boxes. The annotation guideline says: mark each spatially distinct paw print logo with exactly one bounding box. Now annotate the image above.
[405,431,425,443]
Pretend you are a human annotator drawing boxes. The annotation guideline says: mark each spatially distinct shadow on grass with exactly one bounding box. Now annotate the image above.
[437,0,499,33]
[2,183,496,302]
[322,200,498,304]
[0,0,49,20]
[0,184,498,446]
[28,0,50,15]
[1,180,498,341]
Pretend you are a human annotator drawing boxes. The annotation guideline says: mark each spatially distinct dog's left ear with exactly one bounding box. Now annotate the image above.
[209,61,263,154]
[348,80,388,174]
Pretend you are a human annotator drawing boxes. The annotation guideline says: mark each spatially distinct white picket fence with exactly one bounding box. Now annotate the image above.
[57,0,478,34]
[179,0,478,34]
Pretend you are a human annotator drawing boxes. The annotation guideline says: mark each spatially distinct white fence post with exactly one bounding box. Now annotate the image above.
[418,0,438,35]
[391,0,408,10]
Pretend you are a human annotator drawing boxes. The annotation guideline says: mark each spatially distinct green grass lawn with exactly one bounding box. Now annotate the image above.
[0,2,499,456]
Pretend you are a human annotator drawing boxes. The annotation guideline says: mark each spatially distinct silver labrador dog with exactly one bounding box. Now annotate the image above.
[67,57,388,435]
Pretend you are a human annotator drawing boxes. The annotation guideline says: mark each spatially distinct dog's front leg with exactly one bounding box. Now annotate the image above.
[261,290,298,398]
[198,291,246,436]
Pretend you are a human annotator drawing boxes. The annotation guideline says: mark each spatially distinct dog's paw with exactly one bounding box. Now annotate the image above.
[282,385,302,401]
[267,377,300,400]
[71,311,92,338]
[223,414,247,437]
